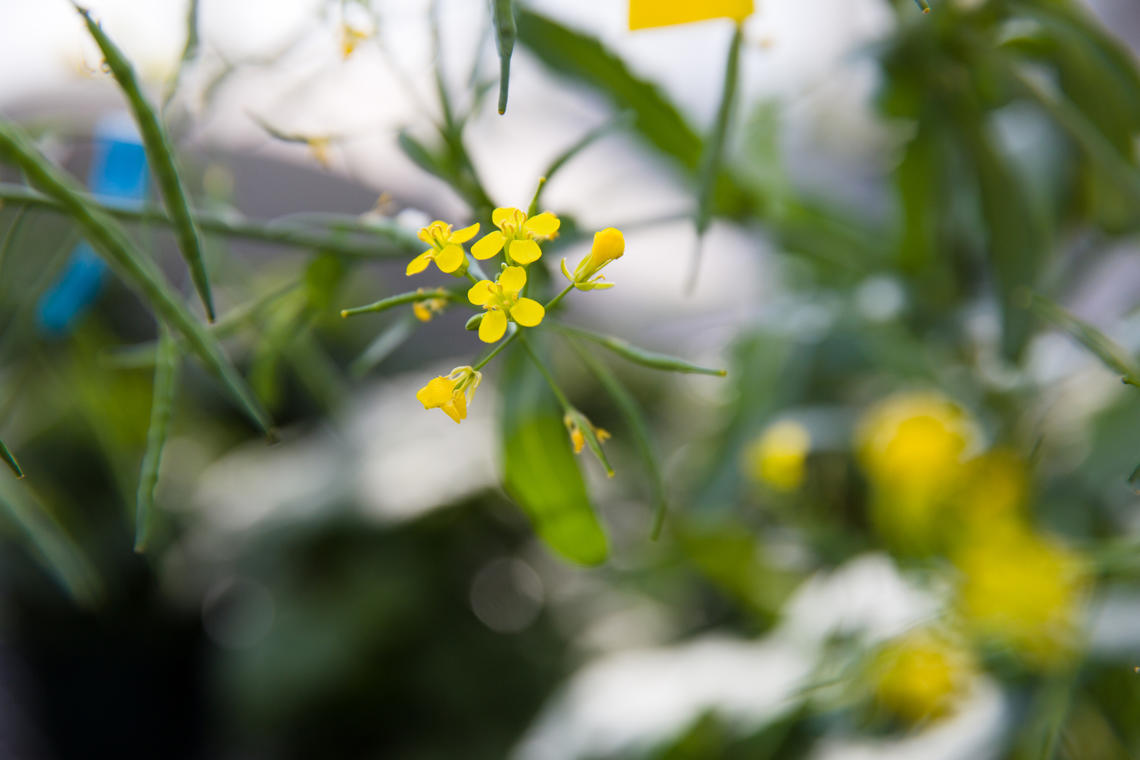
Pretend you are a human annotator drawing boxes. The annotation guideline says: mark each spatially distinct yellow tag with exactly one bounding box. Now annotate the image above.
[629,0,753,30]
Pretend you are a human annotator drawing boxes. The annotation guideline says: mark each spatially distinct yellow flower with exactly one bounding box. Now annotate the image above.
[954,527,1087,666]
[629,0,753,30]
[467,266,545,343]
[746,420,810,492]
[564,413,611,455]
[416,366,482,424]
[341,24,370,58]
[871,630,975,724]
[856,391,978,553]
[407,220,480,276]
[412,289,448,322]
[471,207,560,266]
[562,227,624,291]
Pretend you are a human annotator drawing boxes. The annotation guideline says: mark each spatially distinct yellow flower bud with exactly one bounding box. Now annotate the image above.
[564,227,626,291]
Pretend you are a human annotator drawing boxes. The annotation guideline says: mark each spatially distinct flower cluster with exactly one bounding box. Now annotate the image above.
[397,202,625,445]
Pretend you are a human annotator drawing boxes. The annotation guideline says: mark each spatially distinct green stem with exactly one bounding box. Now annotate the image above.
[340,288,465,318]
[473,329,519,370]
[518,333,570,410]
[0,183,418,258]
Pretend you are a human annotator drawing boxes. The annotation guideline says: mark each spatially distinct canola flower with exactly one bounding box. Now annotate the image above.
[407,220,481,276]
[954,526,1087,666]
[468,266,545,343]
[416,366,482,424]
[629,0,753,30]
[856,391,978,553]
[471,207,560,265]
[746,419,810,492]
[562,227,624,291]
[871,630,975,724]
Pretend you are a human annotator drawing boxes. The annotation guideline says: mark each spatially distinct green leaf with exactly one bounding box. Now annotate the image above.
[0,119,273,435]
[135,325,179,552]
[350,314,416,378]
[76,4,216,320]
[500,343,608,566]
[0,471,102,605]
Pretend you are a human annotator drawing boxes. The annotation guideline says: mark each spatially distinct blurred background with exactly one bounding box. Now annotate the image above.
[2,0,1140,757]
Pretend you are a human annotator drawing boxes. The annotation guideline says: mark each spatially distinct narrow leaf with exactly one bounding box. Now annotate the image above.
[0,471,102,605]
[0,439,22,479]
[553,323,727,376]
[691,22,744,287]
[75,3,216,320]
[0,119,273,434]
[500,342,608,565]
[531,112,634,213]
[1028,292,1140,386]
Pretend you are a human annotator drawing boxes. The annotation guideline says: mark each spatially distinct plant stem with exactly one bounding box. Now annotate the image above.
[473,329,519,370]
[545,282,574,311]
[518,333,571,409]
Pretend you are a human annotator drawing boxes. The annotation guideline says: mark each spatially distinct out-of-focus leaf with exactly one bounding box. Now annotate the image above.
[135,325,179,552]
[492,0,516,114]
[0,471,102,605]
[500,342,608,566]
[531,112,634,213]
[516,9,750,217]
[350,315,416,378]
[958,110,1048,360]
[554,323,726,376]
[0,120,273,434]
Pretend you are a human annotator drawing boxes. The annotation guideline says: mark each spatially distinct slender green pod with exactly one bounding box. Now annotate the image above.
[74,3,216,320]
[135,325,179,552]
[570,340,668,538]
[0,119,273,434]
[553,323,727,376]
[340,288,461,318]
[1028,292,1140,387]
[492,0,517,115]
[0,182,419,258]
[0,471,102,604]
[0,439,22,479]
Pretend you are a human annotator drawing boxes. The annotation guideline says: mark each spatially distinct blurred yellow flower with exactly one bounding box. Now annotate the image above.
[629,0,753,30]
[471,207,559,266]
[955,528,1087,665]
[467,266,545,343]
[857,391,978,552]
[746,420,810,492]
[341,24,370,59]
[416,366,482,424]
[950,448,1029,538]
[408,221,480,276]
[562,227,625,291]
[872,630,975,724]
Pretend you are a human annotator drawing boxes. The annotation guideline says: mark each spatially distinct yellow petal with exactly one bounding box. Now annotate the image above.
[479,309,508,343]
[451,222,480,244]
[406,250,433,276]
[510,297,545,327]
[499,265,527,293]
[471,231,505,260]
[436,243,465,273]
[629,0,752,29]
[588,227,625,266]
[492,207,524,229]
[442,393,467,423]
[523,212,560,239]
[413,301,432,322]
[417,227,434,245]
[509,238,542,265]
[467,280,493,306]
[416,376,455,409]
